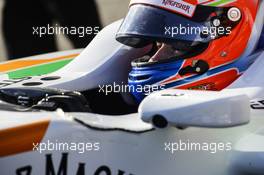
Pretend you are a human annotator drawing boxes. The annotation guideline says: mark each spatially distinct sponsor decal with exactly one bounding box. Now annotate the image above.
[0,77,32,88]
[251,99,264,110]
[161,0,193,15]
[16,153,134,175]
[161,93,185,97]
[130,0,196,17]
[188,83,216,90]
[130,0,238,18]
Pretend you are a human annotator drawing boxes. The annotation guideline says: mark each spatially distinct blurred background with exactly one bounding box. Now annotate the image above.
[0,0,129,61]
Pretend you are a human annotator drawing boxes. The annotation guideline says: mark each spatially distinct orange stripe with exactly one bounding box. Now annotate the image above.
[0,120,50,157]
[0,54,78,73]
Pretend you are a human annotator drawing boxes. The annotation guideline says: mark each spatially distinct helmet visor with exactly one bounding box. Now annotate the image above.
[116,4,213,48]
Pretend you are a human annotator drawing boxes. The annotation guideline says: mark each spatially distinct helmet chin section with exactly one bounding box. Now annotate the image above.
[128,59,184,103]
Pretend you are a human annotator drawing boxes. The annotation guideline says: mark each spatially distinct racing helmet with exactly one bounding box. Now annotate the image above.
[116,0,264,103]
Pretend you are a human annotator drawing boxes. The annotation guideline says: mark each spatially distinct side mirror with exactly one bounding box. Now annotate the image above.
[139,89,250,129]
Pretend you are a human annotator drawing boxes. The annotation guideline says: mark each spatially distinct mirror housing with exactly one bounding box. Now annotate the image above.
[139,89,250,128]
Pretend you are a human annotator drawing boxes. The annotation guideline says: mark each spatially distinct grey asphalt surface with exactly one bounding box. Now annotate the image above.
[0,0,130,61]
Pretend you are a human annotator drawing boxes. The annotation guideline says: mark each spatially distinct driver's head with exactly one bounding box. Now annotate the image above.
[116,0,261,103]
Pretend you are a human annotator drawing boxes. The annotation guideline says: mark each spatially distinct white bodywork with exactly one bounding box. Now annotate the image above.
[140,89,251,128]
[0,20,151,91]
